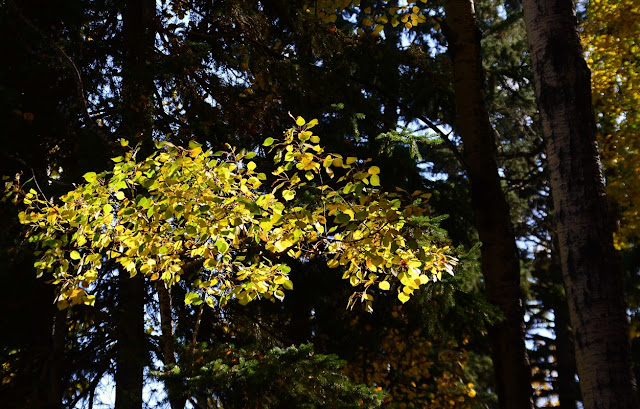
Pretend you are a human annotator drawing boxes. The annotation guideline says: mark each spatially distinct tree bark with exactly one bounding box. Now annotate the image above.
[442,1,533,408]
[553,293,580,409]
[42,309,67,409]
[115,1,156,408]
[157,283,186,409]
[521,1,639,408]
[115,273,146,409]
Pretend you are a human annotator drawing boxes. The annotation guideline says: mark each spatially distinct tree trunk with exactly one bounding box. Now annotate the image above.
[115,273,146,409]
[553,293,580,409]
[442,1,533,408]
[42,309,67,409]
[547,236,581,409]
[157,283,186,409]
[115,1,156,408]
[521,1,639,408]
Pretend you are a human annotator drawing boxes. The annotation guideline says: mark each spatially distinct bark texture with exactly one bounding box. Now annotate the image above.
[115,1,156,408]
[522,1,639,408]
[157,283,186,409]
[442,1,533,408]
[553,294,580,409]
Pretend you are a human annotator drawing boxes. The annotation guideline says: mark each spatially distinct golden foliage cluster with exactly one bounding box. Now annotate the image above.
[5,118,456,312]
[582,0,640,248]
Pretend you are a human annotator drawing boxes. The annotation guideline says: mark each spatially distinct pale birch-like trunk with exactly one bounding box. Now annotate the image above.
[442,1,533,408]
[522,1,639,408]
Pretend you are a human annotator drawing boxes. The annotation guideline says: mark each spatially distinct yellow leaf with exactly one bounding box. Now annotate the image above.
[398,292,410,303]
[282,189,296,201]
[370,174,380,186]
[368,166,380,175]
[263,137,275,146]
[379,281,390,290]
[295,116,306,126]
[189,146,203,157]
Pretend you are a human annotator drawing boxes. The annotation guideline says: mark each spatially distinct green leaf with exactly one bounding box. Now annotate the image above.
[263,137,275,147]
[370,174,380,186]
[282,190,295,201]
[83,172,97,183]
[215,239,229,254]
[282,279,294,290]
[70,250,81,260]
[185,292,202,305]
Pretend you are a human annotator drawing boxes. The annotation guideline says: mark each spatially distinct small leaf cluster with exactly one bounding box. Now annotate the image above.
[304,0,430,36]
[5,117,456,311]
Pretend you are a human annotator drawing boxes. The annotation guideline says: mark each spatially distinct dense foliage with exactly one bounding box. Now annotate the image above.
[1,0,637,408]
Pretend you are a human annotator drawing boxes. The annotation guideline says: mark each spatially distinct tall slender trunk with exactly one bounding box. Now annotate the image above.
[552,293,580,409]
[115,1,156,408]
[521,1,639,408]
[441,1,533,408]
[42,309,67,409]
[157,283,185,409]
[115,274,145,409]
[547,234,581,409]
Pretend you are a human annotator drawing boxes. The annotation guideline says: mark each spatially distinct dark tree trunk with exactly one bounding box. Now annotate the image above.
[43,309,67,409]
[522,1,639,408]
[442,1,533,408]
[114,1,156,408]
[115,273,146,409]
[157,283,186,409]
[553,293,580,409]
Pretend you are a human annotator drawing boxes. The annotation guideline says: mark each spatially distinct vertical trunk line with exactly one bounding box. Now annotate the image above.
[115,273,146,409]
[522,1,639,408]
[115,1,156,408]
[442,1,533,408]
[157,283,186,409]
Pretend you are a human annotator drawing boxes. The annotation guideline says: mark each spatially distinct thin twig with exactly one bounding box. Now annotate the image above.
[31,169,53,204]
